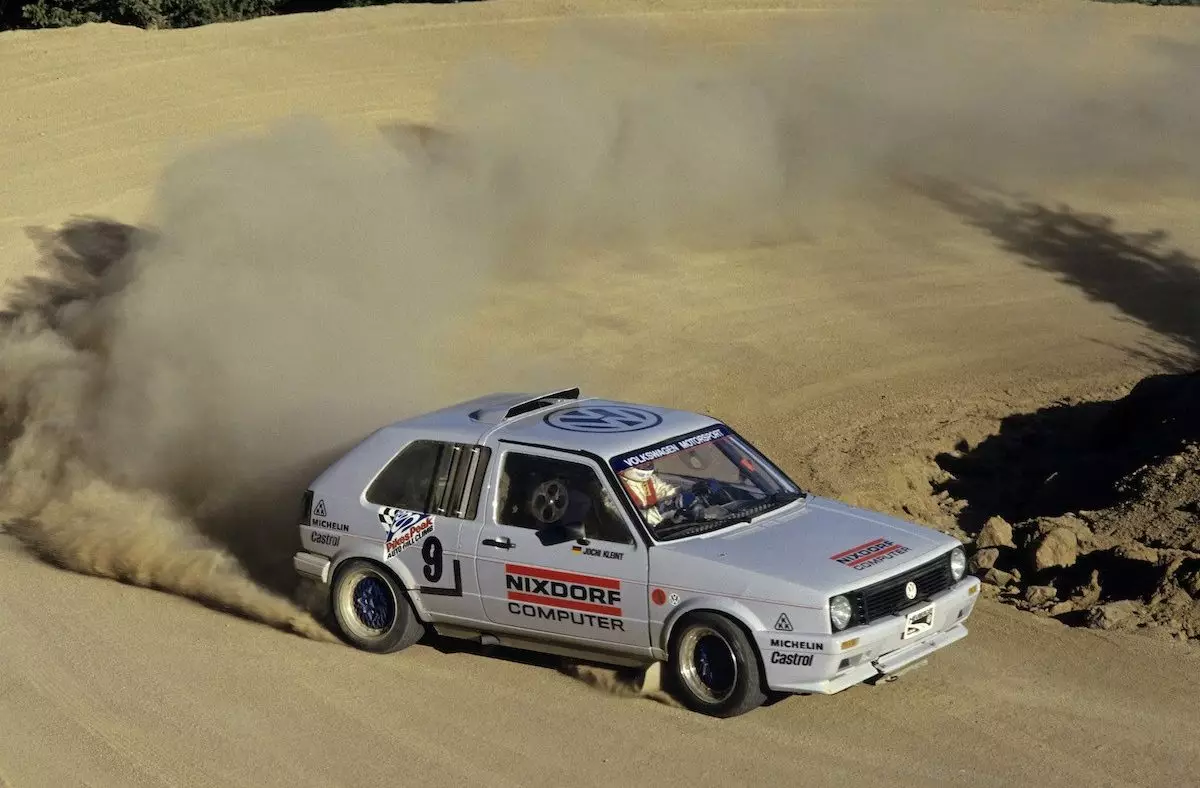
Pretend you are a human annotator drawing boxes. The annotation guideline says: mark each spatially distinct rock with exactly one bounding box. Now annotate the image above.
[983,568,1015,588]
[979,583,1001,600]
[1088,600,1139,630]
[1114,542,1160,565]
[1034,528,1079,571]
[1034,513,1092,537]
[1031,514,1096,551]
[1150,585,1193,610]
[970,548,1000,572]
[1069,569,1103,608]
[1025,585,1057,606]
[1011,522,1040,551]
[1049,601,1075,616]
[976,516,1015,549]
[1180,570,1200,598]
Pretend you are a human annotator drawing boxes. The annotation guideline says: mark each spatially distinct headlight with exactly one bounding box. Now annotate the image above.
[829,595,852,631]
[950,546,966,581]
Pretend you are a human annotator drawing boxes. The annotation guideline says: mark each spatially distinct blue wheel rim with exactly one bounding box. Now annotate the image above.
[694,634,735,696]
[352,575,395,630]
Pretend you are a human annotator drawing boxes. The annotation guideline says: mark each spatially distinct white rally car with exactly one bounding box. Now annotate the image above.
[294,388,979,717]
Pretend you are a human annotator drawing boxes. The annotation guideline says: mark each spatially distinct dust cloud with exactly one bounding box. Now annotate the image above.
[1,6,1197,646]
[434,8,1199,250]
[559,661,680,708]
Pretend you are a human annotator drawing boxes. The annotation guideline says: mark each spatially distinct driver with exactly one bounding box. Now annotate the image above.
[618,463,681,526]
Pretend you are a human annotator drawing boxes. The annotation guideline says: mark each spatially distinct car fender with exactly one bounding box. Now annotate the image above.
[326,546,434,622]
[658,595,768,657]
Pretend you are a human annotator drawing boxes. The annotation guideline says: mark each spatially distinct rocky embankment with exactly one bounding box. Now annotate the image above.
[937,370,1200,640]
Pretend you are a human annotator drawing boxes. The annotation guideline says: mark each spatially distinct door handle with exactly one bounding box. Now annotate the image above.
[482,537,514,549]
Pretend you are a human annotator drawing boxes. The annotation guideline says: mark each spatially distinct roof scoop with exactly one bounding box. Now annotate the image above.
[468,387,581,423]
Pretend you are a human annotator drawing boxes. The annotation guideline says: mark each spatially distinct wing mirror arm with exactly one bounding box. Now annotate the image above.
[563,521,588,545]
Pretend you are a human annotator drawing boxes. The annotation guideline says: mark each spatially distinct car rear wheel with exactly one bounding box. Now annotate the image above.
[331,559,425,653]
[666,611,767,718]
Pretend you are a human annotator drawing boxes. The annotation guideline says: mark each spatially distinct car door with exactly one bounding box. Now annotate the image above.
[360,437,491,622]
[473,443,650,653]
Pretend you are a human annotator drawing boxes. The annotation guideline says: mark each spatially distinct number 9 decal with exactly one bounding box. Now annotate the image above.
[417,534,462,597]
[422,536,443,583]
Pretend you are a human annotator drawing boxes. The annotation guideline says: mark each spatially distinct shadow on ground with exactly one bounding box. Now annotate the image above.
[911,179,1200,533]
[933,368,1200,533]
[421,631,788,709]
[917,178,1200,370]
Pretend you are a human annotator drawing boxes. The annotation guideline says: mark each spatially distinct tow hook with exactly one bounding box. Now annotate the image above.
[868,657,928,686]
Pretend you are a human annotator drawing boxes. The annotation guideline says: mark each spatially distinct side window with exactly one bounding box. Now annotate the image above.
[367,440,443,511]
[496,452,633,545]
[368,440,492,519]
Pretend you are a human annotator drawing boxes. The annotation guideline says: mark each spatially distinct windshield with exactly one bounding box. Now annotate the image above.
[609,424,804,541]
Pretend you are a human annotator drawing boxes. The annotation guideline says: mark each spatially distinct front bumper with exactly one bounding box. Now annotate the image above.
[759,574,981,694]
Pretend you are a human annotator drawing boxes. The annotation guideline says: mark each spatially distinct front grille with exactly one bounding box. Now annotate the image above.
[850,552,954,626]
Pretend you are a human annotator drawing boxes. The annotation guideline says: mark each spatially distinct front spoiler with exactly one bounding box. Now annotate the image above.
[871,621,967,675]
[764,575,980,695]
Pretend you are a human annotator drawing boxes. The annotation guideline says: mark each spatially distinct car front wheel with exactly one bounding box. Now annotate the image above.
[331,559,425,653]
[666,611,767,717]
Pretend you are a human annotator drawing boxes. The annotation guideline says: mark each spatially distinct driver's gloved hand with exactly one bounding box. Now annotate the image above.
[669,491,707,521]
[661,491,693,514]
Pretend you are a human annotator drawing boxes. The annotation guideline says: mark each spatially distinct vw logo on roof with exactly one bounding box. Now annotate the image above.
[904,581,917,600]
[544,405,663,433]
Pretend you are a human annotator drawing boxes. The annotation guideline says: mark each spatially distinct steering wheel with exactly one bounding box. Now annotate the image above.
[529,478,570,524]
[666,496,704,524]
[689,478,727,506]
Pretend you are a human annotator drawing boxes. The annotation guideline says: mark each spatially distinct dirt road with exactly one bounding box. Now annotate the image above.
[2,533,1199,788]
[1,1,1198,786]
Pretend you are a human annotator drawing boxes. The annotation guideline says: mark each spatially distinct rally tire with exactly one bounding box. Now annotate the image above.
[331,559,425,653]
[666,611,768,718]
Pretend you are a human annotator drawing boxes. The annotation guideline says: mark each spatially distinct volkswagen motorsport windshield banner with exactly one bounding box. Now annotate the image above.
[609,424,730,472]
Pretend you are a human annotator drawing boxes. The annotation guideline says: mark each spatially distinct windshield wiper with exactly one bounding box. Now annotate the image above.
[722,491,801,522]
[655,519,728,540]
